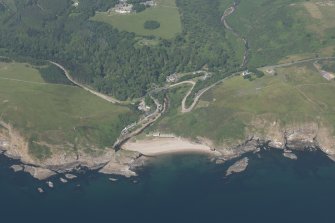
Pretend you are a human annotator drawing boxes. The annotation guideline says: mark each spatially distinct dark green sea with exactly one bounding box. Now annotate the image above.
[1,148,335,223]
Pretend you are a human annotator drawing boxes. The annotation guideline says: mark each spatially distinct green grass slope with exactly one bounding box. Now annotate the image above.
[226,0,335,67]
[152,61,335,145]
[0,62,136,159]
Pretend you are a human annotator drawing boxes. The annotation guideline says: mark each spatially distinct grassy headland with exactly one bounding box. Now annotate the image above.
[0,61,137,159]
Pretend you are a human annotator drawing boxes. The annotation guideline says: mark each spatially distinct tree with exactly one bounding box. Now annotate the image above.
[144,20,160,30]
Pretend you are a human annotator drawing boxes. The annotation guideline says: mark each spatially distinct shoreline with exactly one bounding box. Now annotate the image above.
[2,123,335,181]
[122,137,219,156]
[1,135,334,181]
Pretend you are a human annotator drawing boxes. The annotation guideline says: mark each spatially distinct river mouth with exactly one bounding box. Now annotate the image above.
[1,148,335,223]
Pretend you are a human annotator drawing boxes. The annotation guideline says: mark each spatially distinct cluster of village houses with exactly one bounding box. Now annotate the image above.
[137,99,151,112]
[112,0,156,14]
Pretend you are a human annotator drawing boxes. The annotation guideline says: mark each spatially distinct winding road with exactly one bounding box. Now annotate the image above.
[50,61,124,104]
[49,0,335,149]
[178,1,249,113]
[181,56,335,113]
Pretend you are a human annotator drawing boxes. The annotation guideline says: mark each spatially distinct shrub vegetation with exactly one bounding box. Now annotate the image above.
[144,20,160,30]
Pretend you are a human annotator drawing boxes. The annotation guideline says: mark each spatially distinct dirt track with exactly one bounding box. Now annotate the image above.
[50,61,123,104]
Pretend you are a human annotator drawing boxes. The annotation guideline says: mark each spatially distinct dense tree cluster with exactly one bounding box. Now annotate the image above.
[128,0,149,12]
[144,20,160,30]
[132,4,146,13]
[37,64,74,85]
[321,61,335,72]
[0,0,241,100]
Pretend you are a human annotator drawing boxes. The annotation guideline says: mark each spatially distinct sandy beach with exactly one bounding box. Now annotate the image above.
[122,137,217,156]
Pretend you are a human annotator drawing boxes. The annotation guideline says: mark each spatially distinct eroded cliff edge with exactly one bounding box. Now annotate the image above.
[1,118,335,180]
[211,119,335,163]
[0,120,144,180]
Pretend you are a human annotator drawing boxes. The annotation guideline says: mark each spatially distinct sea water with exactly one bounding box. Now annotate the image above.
[1,149,335,223]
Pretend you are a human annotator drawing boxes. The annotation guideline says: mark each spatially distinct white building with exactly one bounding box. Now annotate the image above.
[166,73,178,83]
[138,100,151,112]
[141,1,156,7]
[72,0,79,7]
[114,2,133,14]
[242,70,252,77]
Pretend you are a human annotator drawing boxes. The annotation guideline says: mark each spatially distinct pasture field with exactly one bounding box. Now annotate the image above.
[91,0,181,39]
[226,0,335,67]
[152,61,335,145]
[1,0,16,11]
[303,0,335,34]
[0,62,135,159]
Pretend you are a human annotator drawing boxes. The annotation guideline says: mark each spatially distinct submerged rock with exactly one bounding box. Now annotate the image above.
[46,181,54,188]
[283,150,298,160]
[37,188,44,193]
[215,159,225,164]
[226,157,249,176]
[65,174,77,180]
[60,178,68,183]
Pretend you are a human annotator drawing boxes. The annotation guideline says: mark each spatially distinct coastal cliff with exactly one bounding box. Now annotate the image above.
[212,120,335,162]
[0,121,142,179]
[1,117,335,180]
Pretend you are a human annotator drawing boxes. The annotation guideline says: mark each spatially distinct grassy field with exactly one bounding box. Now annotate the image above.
[91,0,181,39]
[0,62,136,159]
[152,61,335,145]
[303,0,335,35]
[225,0,335,67]
[1,0,16,11]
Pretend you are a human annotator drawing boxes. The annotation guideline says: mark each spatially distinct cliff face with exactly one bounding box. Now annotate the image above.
[0,121,141,180]
[316,125,335,160]
[0,121,34,163]
[284,122,319,150]
[214,119,335,161]
[1,117,335,180]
